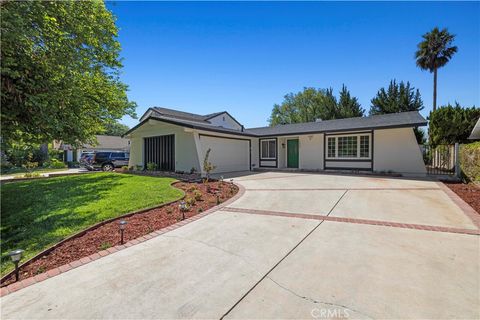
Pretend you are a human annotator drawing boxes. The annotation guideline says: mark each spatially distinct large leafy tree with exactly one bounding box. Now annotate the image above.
[429,103,479,146]
[1,1,136,147]
[99,121,130,137]
[370,80,424,115]
[269,86,364,126]
[415,27,457,111]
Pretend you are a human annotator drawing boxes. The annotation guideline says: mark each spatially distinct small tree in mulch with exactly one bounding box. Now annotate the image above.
[203,148,216,183]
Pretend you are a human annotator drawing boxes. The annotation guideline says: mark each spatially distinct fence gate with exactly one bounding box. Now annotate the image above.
[421,144,457,176]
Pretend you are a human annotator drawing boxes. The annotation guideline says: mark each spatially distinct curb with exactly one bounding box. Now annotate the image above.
[0,182,245,298]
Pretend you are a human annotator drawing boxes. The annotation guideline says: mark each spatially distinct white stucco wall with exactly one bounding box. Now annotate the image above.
[128,120,200,172]
[373,128,426,175]
[207,113,242,130]
[299,134,324,170]
[198,135,250,173]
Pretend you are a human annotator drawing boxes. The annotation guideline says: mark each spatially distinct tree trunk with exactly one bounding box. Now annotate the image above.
[433,67,437,111]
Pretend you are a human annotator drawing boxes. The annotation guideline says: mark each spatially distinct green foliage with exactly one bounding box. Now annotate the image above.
[429,103,480,146]
[185,197,196,206]
[22,172,41,179]
[460,142,480,182]
[98,242,112,251]
[415,27,457,73]
[203,148,216,181]
[0,173,182,275]
[1,1,137,147]
[193,190,203,201]
[269,86,364,126]
[49,158,66,169]
[22,159,39,173]
[370,80,423,115]
[99,121,130,137]
[414,128,427,145]
[146,162,156,171]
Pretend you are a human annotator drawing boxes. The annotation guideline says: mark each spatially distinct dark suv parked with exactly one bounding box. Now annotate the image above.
[85,152,130,171]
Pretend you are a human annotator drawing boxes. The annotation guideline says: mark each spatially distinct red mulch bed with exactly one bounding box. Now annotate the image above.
[1,181,238,287]
[444,182,480,214]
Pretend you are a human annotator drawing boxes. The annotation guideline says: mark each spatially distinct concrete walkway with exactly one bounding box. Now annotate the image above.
[0,168,89,181]
[1,172,479,319]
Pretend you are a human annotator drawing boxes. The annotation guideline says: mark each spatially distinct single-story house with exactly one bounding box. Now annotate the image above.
[56,135,130,162]
[468,118,480,140]
[124,107,428,176]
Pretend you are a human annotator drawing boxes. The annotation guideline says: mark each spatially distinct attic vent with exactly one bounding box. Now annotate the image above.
[315,118,322,122]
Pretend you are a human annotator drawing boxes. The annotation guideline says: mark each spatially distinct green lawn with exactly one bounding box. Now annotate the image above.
[0,173,183,275]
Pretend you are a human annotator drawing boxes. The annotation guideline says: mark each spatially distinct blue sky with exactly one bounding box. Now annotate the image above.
[107,1,480,129]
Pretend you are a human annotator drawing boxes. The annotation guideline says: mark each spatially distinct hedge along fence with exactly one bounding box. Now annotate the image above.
[460,141,480,182]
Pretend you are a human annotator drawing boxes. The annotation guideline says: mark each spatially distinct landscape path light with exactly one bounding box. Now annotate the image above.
[119,220,127,245]
[8,249,24,282]
[179,200,187,220]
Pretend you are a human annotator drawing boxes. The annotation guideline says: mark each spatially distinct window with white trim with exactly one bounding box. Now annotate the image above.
[326,133,371,159]
[260,139,277,159]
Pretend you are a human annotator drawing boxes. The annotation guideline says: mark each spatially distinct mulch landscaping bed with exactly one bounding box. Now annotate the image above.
[444,182,480,214]
[0,180,238,287]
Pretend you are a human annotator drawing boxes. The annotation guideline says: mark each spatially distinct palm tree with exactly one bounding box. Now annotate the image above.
[415,27,457,111]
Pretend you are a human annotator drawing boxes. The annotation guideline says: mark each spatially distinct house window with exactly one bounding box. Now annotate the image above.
[260,139,277,159]
[326,133,371,159]
[327,137,336,158]
[338,136,357,158]
[360,135,370,158]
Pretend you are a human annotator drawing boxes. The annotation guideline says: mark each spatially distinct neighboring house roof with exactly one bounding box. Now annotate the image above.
[125,108,427,138]
[468,118,480,140]
[81,135,130,150]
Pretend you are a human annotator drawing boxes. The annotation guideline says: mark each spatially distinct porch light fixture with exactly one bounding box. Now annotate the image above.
[119,220,127,245]
[8,249,24,282]
[282,143,285,148]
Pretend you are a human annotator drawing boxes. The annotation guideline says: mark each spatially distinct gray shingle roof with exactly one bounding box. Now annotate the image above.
[245,111,427,136]
[151,107,224,124]
[126,109,426,138]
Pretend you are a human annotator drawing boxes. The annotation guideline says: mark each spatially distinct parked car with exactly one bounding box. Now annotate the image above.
[85,151,130,171]
[79,152,94,166]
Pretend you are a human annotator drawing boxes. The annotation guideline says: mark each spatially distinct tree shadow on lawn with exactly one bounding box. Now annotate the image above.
[0,173,174,274]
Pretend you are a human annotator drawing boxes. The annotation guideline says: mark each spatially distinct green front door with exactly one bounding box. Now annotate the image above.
[287,139,299,168]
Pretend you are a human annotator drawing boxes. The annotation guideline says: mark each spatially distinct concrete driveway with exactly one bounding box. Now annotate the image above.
[1,172,479,319]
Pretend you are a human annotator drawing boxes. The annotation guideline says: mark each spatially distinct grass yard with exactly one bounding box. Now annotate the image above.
[0,173,183,276]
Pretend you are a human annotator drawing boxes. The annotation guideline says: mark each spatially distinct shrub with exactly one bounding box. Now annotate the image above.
[187,185,197,192]
[460,142,480,182]
[22,159,38,172]
[429,104,480,146]
[203,148,216,182]
[49,158,66,169]
[185,197,196,206]
[121,166,129,171]
[190,167,197,174]
[98,242,112,250]
[146,162,156,171]
[23,172,40,178]
[193,190,202,201]
[135,165,143,171]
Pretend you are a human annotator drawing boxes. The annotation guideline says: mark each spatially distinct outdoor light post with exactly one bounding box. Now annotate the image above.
[8,249,24,282]
[179,200,187,220]
[119,220,127,245]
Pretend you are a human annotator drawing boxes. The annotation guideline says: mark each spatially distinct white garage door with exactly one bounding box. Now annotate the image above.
[199,135,250,173]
